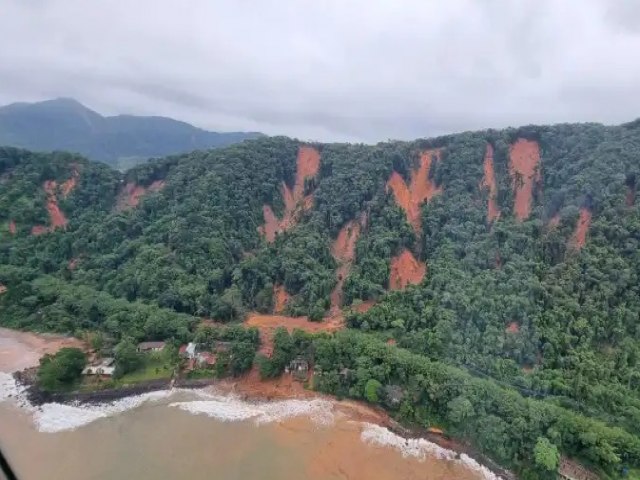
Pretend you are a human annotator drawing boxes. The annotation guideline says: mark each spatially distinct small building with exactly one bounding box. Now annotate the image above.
[285,357,309,377]
[83,358,115,377]
[384,385,405,407]
[196,352,217,367]
[180,342,197,359]
[558,457,599,480]
[212,341,232,352]
[137,341,165,353]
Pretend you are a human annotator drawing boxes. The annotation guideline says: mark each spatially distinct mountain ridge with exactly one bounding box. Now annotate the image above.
[0,98,264,169]
[1,119,640,478]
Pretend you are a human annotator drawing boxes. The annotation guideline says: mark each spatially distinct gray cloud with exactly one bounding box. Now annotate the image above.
[2,0,640,142]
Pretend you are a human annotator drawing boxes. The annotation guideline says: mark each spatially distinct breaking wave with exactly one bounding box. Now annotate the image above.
[170,391,334,425]
[360,423,501,480]
[33,390,172,433]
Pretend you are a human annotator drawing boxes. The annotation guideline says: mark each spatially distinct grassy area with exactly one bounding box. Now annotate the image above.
[116,356,174,385]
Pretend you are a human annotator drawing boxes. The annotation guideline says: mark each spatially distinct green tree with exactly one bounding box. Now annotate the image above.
[229,341,256,376]
[364,379,382,403]
[114,338,141,377]
[37,347,87,392]
[533,437,560,472]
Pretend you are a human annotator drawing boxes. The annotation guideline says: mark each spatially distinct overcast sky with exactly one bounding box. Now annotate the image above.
[2,0,640,142]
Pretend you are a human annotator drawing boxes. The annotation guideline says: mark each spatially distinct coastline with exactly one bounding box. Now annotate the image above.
[0,326,513,479]
[9,368,513,479]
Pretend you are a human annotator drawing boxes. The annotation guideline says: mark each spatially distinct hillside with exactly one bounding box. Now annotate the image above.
[1,120,640,478]
[0,98,263,169]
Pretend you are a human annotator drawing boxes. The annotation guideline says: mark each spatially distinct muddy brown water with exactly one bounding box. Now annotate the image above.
[0,399,486,480]
[0,328,490,480]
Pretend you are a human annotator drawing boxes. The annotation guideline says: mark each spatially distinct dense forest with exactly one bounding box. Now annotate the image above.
[1,119,640,478]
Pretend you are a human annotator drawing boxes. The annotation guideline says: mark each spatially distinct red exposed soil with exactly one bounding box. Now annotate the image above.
[509,139,541,221]
[260,146,321,242]
[116,180,166,211]
[329,218,364,311]
[570,208,592,250]
[68,257,80,271]
[30,225,48,236]
[480,144,500,222]
[386,149,442,233]
[506,321,520,334]
[246,313,343,357]
[389,249,426,290]
[273,284,290,314]
[352,300,376,313]
[46,195,68,229]
[627,185,636,207]
[60,167,79,198]
[260,205,280,243]
[30,169,79,235]
[0,327,86,373]
[548,214,561,229]
[0,284,6,294]
[8,220,16,235]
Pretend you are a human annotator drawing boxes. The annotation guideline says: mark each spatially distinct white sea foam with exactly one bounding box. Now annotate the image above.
[0,372,25,402]
[33,390,173,433]
[170,393,335,425]
[360,423,502,480]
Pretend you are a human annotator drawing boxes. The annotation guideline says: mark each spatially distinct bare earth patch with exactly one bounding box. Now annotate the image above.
[389,249,426,290]
[0,327,86,373]
[480,144,500,222]
[260,146,321,242]
[329,216,365,312]
[30,167,79,235]
[387,149,442,233]
[246,313,343,357]
[273,284,291,314]
[116,180,166,211]
[569,208,592,250]
[509,139,541,221]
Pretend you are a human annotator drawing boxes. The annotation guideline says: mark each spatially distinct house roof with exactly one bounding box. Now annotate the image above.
[197,352,216,365]
[138,341,165,349]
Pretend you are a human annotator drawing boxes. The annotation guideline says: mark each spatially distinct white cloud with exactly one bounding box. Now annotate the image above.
[1,0,640,141]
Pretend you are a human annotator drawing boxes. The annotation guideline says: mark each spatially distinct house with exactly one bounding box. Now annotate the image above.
[179,342,197,359]
[285,357,309,379]
[196,352,217,367]
[82,357,115,377]
[558,457,599,480]
[137,341,165,353]
[212,341,232,352]
[383,385,405,407]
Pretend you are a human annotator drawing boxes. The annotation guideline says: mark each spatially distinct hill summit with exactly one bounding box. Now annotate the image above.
[0,98,263,169]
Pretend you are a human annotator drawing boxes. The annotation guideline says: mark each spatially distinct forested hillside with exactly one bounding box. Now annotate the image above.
[1,120,640,478]
[0,98,263,169]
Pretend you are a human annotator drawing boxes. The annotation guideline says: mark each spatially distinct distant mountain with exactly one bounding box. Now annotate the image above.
[0,98,264,169]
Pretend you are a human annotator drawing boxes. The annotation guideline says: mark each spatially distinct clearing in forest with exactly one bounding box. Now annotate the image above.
[387,149,442,233]
[506,321,520,334]
[329,217,364,311]
[509,139,540,221]
[116,180,165,211]
[246,313,343,356]
[260,146,321,242]
[8,220,16,234]
[31,168,79,235]
[273,284,290,314]
[389,248,426,290]
[480,144,500,222]
[569,208,592,250]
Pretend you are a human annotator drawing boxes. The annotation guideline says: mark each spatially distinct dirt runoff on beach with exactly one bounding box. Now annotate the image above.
[0,327,85,373]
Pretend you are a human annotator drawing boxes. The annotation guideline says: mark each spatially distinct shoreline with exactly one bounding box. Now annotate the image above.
[9,368,513,479]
